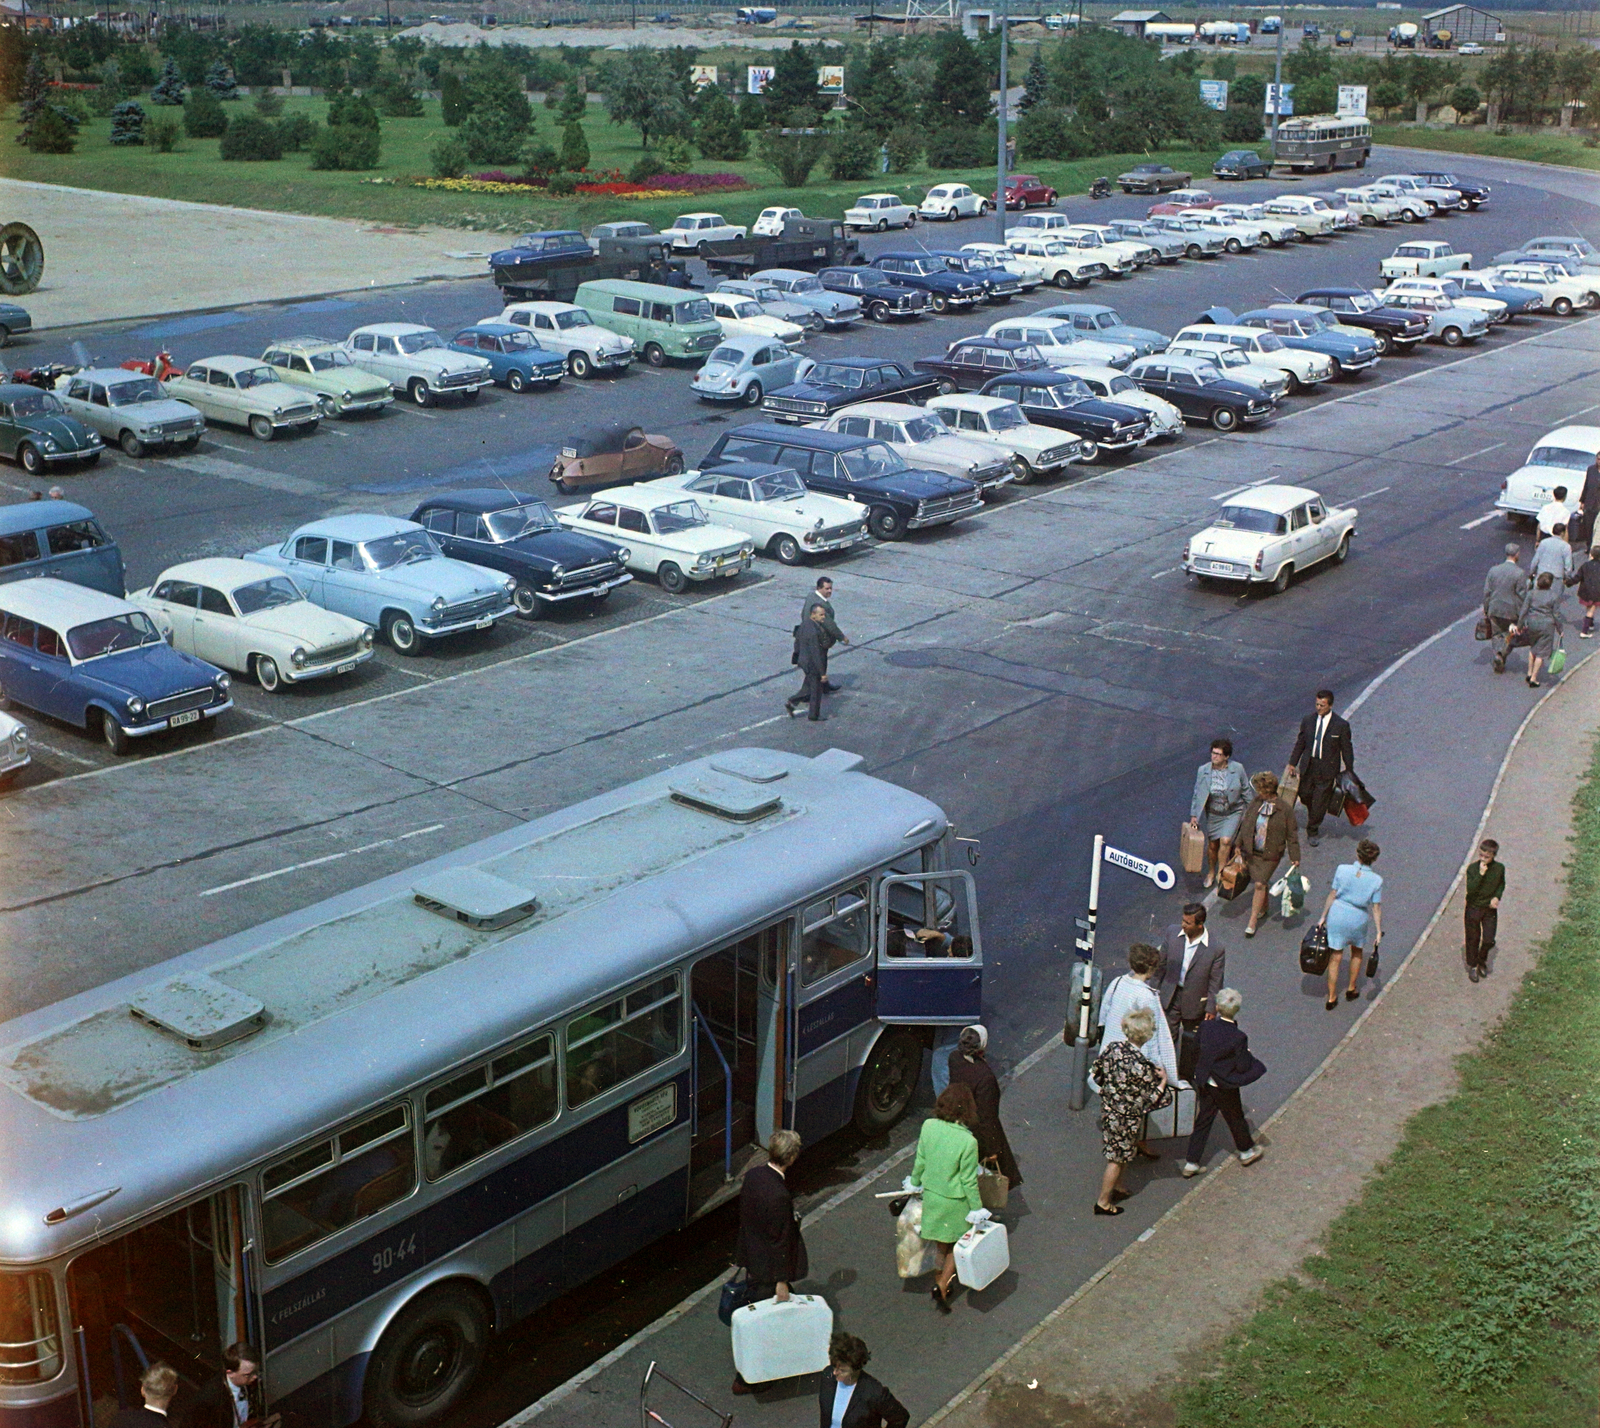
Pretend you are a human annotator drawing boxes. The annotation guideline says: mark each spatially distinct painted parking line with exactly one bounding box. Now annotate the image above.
[160,450,326,497]
[1461,511,1502,530]
[1353,485,1392,500]
[1446,441,1506,466]
[1149,565,1180,580]
[199,821,445,897]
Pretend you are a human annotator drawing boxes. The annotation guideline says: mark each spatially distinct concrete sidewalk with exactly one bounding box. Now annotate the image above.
[0,178,487,332]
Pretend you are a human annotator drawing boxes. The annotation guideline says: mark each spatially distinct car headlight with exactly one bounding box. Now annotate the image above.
[43,439,56,451]
[216,674,230,692]
[342,390,353,400]
[361,626,375,648]
[432,595,446,613]
[273,406,283,416]
[694,553,713,569]
[126,695,144,716]
[549,566,564,579]
[291,647,307,667]
[10,727,25,751]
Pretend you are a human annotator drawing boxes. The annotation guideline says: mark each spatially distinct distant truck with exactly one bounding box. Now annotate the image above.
[697,216,862,280]
[1260,14,1281,34]
[1200,20,1250,43]
[1427,27,1453,47]
[1335,27,1355,45]
[1390,21,1419,45]
[493,234,689,302]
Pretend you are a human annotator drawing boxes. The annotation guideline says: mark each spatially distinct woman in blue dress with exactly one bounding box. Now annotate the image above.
[1315,838,1383,1010]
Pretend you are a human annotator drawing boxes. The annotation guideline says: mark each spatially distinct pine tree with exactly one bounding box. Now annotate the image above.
[27,105,75,153]
[204,60,238,100]
[766,40,821,122]
[1019,53,1049,114]
[559,118,589,172]
[926,32,991,128]
[109,99,147,145]
[149,56,186,107]
[440,69,468,126]
[16,52,50,144]
[849,41,913,131]
[695,86,748,161]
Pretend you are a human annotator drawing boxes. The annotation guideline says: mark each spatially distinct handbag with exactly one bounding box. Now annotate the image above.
[1474,613,1493,642]
[1299,922,1330,975]
[1179,821,1206,874]
[1550,644,1568,675]
[1216,848,1251,901]
[977,1156,1010,1210]
[1271,866,1308,919]
[1279,763,1301,808]
[1366,943,1380,979]
[1344,792,1371,827]
[719,1270,759,1326]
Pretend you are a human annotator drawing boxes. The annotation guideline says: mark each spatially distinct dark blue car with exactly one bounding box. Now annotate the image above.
[927,251,1022,302]
[870,252,987,313]
[1221,306,1382,377]
[411,489,631,616]
[0,301,32,346]
[0,578,231,754]
[488,230,596,288]
[450,323,566,392]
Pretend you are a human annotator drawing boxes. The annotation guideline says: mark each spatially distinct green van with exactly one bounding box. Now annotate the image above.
[573,279,723,367]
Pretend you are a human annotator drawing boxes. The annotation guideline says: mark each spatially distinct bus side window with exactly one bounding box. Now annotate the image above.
[800,884,869,985]
[260,1104,416,1262]
[422,1034,558,1181]
[566,973,682,1109]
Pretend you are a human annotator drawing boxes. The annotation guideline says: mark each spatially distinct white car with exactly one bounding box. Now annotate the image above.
[1305,193,1361,231]
[1180,210,1260,253]
[845,194,917,231]
[1184,484,1358,594]
[1058,363,1185,440]
[344,324,492,406]
[752,206,803,238]
[1059,226,1141,273]
[713,279,824,332]
[986,317,1136,369]
[1361,182,1432,222]
[1380,241,1473,279]
[1164,340,1291,400]
[497,301,635,377]
[1384,174,1466,212]
[1376,290,1490,345]
[162,355,321,441]
[1073,222,1159,267]
[1173,323,1335,389]
[705,292,806,348]
[1382,276,1507,324]
[1459,41,1485,54]
[1004,212,1072,241]
[556,487,754,594]
[663,212,749,252]
[961,242,1043,290]
[921,183,990,221]
[0,706,26,782]
[1334,187,1404,225]
[1263,195,1339,238]
[1495,427,1600,520]
[129,557,375,692]
[823,401,1015,493]
[1211,204,1299,246]
[1007,237,1108,287]
[644,466,870,564]
[1487,263,1599,316]
[925,393,1094,483]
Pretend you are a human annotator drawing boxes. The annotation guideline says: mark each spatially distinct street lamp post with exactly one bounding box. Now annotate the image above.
[994,0,1010,248]
[1270,18,1286,155]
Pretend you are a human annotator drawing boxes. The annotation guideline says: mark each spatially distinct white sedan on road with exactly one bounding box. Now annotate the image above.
[645,466,870,564]
[752,206,803,237]
[129,557,375,691]
[663,213,749,252]
[557,487,754,594]
[1184,485,1357,594]
[1211,203,1300,246]
[496,301,636,377]
[823,402,1015,493]
[706,292,807,347]
[845,194,918,231]
[1495,427,1600,521]
[921,184,990,221]
[926,393,1094,482]
[1487,262,1599,316]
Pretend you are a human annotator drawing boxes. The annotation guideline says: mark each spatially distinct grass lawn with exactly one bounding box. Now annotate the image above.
[1372,123,1600,171]
[1174,738,1600,1428]
[0,96,1236,233]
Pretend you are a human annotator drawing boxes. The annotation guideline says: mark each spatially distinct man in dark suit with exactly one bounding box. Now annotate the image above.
[112,1363,180,1428]
[1179,987,1265,1177]
[1155,903,1225,1082]
[732,1129,807,1395]
[786,605,829,721]
[174,1343,273,1428]
[817,1333,909,1428]
[801,576,848,692]
[1288,687,1354,846]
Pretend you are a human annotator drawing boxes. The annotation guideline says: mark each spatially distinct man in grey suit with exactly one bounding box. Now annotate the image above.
[802,576,849,692]
[1483,543,1528,675]
[787,606,829,721]
[1156,903,1226,1082]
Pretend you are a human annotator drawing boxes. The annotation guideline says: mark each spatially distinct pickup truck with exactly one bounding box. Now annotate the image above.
[1379,241,1471,279]
[698,217,862,280]
[493,235,688,303]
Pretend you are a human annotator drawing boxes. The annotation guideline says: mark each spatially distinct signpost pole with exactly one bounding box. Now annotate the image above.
[994,0,1010,249]
[1066,834,1103,1112]
[1270,18,1285,154]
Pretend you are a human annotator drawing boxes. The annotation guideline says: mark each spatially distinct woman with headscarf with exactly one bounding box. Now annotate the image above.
[946,1025,1022,1189]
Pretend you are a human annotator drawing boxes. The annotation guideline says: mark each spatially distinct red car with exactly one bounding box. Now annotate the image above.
[994,173,1058,211]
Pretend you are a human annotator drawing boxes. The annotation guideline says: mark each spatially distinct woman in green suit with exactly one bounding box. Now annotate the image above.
[912,1083,983,1313]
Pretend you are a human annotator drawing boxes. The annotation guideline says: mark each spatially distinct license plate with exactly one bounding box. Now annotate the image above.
[336,661,356,674]
[169,709,201,727]
[562,447,577,458]
[1205,561,1233,573]
[720,568,740,578]
[476,615,493,629]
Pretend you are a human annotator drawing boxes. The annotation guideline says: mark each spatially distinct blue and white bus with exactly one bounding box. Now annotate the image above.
[0,748,981,1428]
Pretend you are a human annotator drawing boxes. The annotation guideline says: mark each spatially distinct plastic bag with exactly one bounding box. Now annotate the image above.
[895,1197,941,1279]
[1270,866,1308,918]
[1550,646,1567,676]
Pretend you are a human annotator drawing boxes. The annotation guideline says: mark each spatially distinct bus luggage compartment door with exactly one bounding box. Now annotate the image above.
[873,871,982,1023]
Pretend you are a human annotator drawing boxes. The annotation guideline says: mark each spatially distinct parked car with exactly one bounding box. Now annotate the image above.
[1294,288,1431,355]
[1056,226,1140,274]
[1172,322,1334,390]
[1034,303,1167,357]
[645,464,870,564]
[1359,182,1431,222]
[844,194,918,231]
[1056,363,1185,439]
[662,212,749,252]
[1380,174,1466,212]
[1261,195,1338,238]
[550,423,685,492]
[868,252,985,313]
[1176,210,1259,253]
[920,183,990,221]
[1210,203,1299,247]
[1380,240,1472,279]
[960,242,1044,290]
[1228,306,1383,377]
[0,578,231,754]
[1382,276,1508,325]
[575,280,723,366]
[1148,188,1217,215]
[589,220,657,245]
[751,269,862,328]
[0,301,32,347]
[929,250,1021,301]
[1147,215,1228,259]
[1070,223,1159,268]
[985,316,1136,369]
[1305,192,1361,231]
[916,336,1051,392]
[704,292,806,347]
[1105,219,1188,264]
[1495,426,1600,521]
[1503,236,1600,272]
[411,489,632,613]
[496,300,636,377]
[1119,163,1191,194]
[809,269,919,324]
[752,206,803,237]
[1335,187,1405,225]
[129,557,374,691]
[1125,354,1276,432]
[487,229,593,279]
[1446,269,1543,317]
[249,516,517,654]
[1006,236,1106,288]
[258,338,394,416]
[1375,290,1490,345]
[714,278,826,331]
[1483,263,1597,316]
[822,402,1014,493]
[1212,149,1271,181]
[343,324,493,407]
[1458,42,1485,54]
[55,368,203,457]
[701,423,984,540]
[1162,340,1290,399]
[449,322,566,391]
[0,498,124,595]
[995,173,1058,210]
[161,357,322,443]
[925,393,1095,482]
[1004,212,1073,242]
[762,356,940,422]
[555,486,753,593]
[1507,248,1600,280]
[1183,484,1357,594]
[976,370,1153,460]
[0,706,27,782]
[691,336,811,406]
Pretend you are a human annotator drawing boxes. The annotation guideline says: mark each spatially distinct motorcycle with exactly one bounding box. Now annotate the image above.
[10,363,76,390]
[120,349,182,381]
[1089,177,1112,200]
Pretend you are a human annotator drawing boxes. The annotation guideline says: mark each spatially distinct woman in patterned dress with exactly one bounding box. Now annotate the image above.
[1090,1006,1173,1215]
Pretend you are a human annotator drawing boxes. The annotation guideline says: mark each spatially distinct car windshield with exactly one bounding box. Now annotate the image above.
[1253,333,1285,352]
[1213,505,1282,534]
[1042,243,1073,256]
[485,502,559,541]
[106,378,163,405]
[398,331,445,353]
[1106,376,1139,395]
[1342,293,1380,313]
[1049,377,1091,400]
[905,259,938,275]
[499,330,536,350]
[8,391,64,418]
[1091,313,1122,329]
[233,366,278,389]
[1209,349,1248,371]
[1190,368,1227,387]
[360,531,436,568]
[651,500,708,533]
[67,611,162,660]
[1528,446,1597,471]
[789,276,822,293]
[752,469,806,500]
[839,443,909,479]
[811,364,865,389]
[900,416,946,442]
[987,403,1028,431]
[233,576,303,614]
[676,299,714,324]
[1013,345,1043,364]
[1303,311,1338,330]
[555,310,594,330]
[707,346,745,365]
[732,302,762,318]
[307,349,353,371]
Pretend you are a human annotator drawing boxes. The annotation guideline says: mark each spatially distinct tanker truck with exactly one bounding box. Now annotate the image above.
[1390,21,1419,46]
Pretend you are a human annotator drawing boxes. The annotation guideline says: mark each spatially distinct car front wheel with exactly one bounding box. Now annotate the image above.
[930,294,949,314]
[876,218,888,232]
[770,532,802,565]
[1009,456,1035,485]
[935,378,957,395]
[1211,406,1238,432]
[511,582,540,617]
[868,506,904,541]
[658,562,687,594]
[664,453,684,475]
[643,343,666,367]
[568,351,592,379]
[1441,326,1464,347]
[408,379,433,406]
[383,611,420,654]
[17,443,41,474]
[1054,271,1074,289]
[99,710,131,756]
[870,301,891,322]
[1186,244,1203,260]
[507,369,526,393]
[254,654,282,692]
[120,430,145,457]
[1372,332,1393,356]
[1553,296,1574,317]
[1225,237,1242,254]
[249,415,275,441]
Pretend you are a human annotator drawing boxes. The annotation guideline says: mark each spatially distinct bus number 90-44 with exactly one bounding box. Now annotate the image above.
[373,1233,418,1276]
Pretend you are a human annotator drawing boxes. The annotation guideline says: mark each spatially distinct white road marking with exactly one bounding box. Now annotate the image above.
[199,821,444,896]
[28,740,97,767]
[1212,478,1274,501]
[160,451,325,496]
[393,406,441,419]
[1353,485,1391,500]
[1560,402,1599,422]
[1460,511,1502,530]
[1446,441,1505,466]
[1150,565,1180,579]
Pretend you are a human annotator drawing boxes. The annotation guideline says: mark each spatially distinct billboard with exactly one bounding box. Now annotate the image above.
[1264,82,1295,116]
[817,64,845,95]
[1199,79,1229,111]
[1337,84,1368,116]
[690,65,718,90]
[747,65,774,95]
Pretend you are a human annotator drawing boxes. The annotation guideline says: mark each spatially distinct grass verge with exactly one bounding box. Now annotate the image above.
[1373,124,1600,172]
[1174,735,1600,1428]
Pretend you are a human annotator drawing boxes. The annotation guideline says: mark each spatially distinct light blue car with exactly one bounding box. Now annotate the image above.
[690,336,813,406]
[250,515,517,654]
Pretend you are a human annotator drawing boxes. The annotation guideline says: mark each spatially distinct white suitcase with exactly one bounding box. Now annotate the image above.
[730,1294,834,1383]
[1143,1079,1196,1140]
[953,1217,1010,1291]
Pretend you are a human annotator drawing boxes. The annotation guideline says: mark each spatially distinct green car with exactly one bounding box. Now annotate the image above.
[260,338,395,417]
[0,383,103,475]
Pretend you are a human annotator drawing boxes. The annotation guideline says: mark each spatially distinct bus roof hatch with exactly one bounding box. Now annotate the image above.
[128,975,266,1052]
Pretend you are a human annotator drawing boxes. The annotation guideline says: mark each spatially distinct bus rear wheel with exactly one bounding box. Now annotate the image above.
[853,1028,921,1135]
[365,1285,489,1428]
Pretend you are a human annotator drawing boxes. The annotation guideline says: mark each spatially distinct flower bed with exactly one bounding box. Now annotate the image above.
[410,169,750,198]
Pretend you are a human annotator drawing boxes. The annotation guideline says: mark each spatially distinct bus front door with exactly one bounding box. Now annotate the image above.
[873,871,983,1023]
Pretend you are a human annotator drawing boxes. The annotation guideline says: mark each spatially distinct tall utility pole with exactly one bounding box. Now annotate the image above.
[993,0,1010,248]
[1269,18,1285,154]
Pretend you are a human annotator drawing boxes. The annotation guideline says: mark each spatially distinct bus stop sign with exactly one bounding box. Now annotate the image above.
[1102,845,1176,890]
